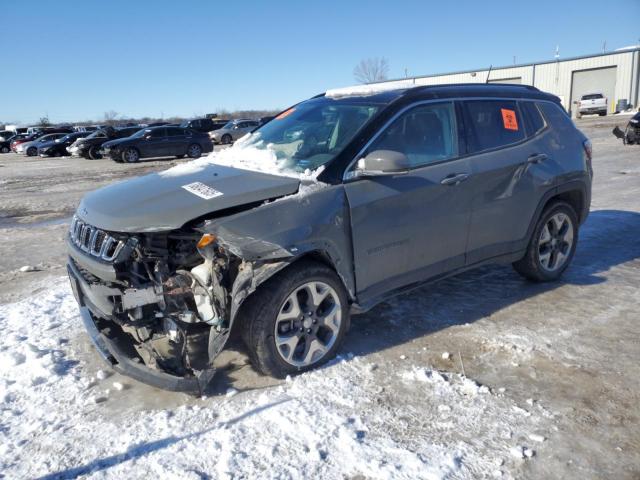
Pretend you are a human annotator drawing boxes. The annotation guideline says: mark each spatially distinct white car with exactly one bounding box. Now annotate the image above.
[577,93,607,118]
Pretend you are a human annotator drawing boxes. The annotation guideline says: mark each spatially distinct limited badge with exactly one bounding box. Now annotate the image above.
[182,182,223,200]
[501,108,519,131]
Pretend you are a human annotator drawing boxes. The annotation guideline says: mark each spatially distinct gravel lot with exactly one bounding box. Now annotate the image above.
[1,115,639,479]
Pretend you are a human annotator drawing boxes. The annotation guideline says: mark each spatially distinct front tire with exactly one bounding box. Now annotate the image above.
[240,261,350,378]
[122,147,140,163]
[88,146,102,160]
[513,201,578,282]
[0,146,9,153]
[221,134,232,145]
[26,147,37,156]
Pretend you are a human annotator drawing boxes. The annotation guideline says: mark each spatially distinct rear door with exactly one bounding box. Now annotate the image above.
[166,127,187,155]
[462,99,556,264]
[344,101,474,302]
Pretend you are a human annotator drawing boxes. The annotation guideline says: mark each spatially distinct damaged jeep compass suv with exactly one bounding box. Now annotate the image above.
[67,83,592,393]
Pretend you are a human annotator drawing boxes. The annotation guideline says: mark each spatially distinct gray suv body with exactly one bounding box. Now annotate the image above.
[67,84,593,393]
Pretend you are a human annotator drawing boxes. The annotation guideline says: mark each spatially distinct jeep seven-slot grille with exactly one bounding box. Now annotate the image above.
[69,215,124,262]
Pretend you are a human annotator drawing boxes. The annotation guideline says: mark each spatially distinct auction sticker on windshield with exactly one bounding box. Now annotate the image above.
[182,182,223,200]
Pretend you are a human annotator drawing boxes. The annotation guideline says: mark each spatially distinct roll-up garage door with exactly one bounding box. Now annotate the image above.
[570,67,617,116]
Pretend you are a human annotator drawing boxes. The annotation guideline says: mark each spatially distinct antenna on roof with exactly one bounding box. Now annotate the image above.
[485,65,493,84]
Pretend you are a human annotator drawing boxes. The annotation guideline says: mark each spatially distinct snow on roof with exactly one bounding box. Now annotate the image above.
[325,80,416,98]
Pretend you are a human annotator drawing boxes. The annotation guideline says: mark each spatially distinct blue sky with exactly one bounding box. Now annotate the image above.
[2,0,638,124]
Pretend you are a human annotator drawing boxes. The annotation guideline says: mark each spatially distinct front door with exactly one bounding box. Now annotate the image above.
[344,101,474,303]
[140,127,168,157]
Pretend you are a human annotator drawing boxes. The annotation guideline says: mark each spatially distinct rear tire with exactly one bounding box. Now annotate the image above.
[187,143,202,159]
[599,111,607,116]
[0,146,9,153]
[513,201,578,282]
[240,261,350,378]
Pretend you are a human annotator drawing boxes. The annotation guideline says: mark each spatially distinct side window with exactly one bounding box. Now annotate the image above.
[521,101,546,136]
[463,100,525,153]
[367,102,458,168]
[149,128,166,138]
[537,102,574,136]
[166,127,183,136]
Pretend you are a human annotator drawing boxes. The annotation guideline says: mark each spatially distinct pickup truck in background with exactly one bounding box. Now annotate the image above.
[577,93,608,118]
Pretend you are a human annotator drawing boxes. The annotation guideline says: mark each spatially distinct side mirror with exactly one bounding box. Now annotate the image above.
[354,150,411,177]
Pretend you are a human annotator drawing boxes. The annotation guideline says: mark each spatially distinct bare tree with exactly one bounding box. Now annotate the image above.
[103,110,119,126]
[353,57,390,84]
[38,116,51,127]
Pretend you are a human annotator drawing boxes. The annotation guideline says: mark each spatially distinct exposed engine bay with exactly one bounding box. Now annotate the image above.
[67,218,289,393]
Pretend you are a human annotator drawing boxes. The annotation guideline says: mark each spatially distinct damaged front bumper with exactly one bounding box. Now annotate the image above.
[67,259,215,394]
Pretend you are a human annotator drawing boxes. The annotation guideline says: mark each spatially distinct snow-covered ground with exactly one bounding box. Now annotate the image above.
[0,279,548,479]
[0,115,639,479]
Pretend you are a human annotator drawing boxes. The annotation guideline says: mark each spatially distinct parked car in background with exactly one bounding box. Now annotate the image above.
[67,126,142,159]
[65,84,592,391]
[612,111,640,145]
[101,126,212,163]
[0,130,15,141]
[577,93,608,118]
[179,118,225,133]
[0,134,20,153]
[257,116,275,127]
[73,125,99,133]
[11,132,42,152]
[18,133,68,156]
[209,119,260,144]
[38,132,89,157]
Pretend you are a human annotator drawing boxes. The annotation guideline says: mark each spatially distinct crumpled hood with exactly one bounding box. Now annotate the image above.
[77,163,300,232]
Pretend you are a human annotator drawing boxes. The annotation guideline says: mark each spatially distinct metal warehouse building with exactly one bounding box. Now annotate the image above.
[375,47,640,117]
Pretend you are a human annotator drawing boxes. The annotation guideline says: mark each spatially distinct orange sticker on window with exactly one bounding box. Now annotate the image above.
[275,108,296,120]
[501,108,519,131]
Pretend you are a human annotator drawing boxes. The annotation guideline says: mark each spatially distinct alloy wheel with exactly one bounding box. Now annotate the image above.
[274,281,342,367]
[188,144,201,158]
[123,148,139,163]
[538,212,574,272]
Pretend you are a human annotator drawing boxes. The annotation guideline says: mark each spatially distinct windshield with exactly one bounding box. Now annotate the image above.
[86,130,108,139]
[222,121,235,130]
[232,98,380,173]
[131,128,151,138]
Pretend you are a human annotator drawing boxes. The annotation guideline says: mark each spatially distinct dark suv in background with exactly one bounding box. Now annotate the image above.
[67,84,592,392]
[100,126,213,162]
[68,126,142,159]
[180,118,228,133]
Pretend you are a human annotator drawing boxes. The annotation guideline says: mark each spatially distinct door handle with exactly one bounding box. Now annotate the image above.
[440,173,470,186]
[527,153,548,164]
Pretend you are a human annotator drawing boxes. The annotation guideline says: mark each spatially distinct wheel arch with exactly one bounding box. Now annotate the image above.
[529,182,589,234]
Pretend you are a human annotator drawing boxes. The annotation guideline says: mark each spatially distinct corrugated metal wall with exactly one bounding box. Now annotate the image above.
[533,52,634,111]
[373,50,639,112]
